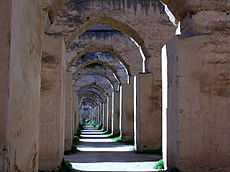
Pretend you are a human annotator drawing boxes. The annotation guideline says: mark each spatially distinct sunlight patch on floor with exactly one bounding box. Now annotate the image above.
[81,131,107,135]
[77,145,134,152]
[70,162,163,171]
[80,134,110,138]
[79,138,116,143]
[80,129,104,132]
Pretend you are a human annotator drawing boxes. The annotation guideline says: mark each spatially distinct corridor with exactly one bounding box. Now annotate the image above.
[1,0,230,172]
[65,123,162,171]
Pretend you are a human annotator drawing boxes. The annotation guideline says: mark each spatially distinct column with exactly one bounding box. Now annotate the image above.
[113,91,120,135]
[39,34,66,171]
[103,102,107,130]
[74,92,79,132]
[64,72,73,151]
[0,1,42,171]
[111,92,115,134]
[134,73,159,151]
[164,11,230,171]
[97,105,100,123]
[107,96,112,132]
[100,103,104,124]
[120,76,134,141]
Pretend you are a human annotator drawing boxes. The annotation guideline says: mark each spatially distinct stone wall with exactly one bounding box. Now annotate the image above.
[65,72,73,151]
[39,34,66,171]
[0,1,11,170]
[0,0,42,171]
[166,34,230,171]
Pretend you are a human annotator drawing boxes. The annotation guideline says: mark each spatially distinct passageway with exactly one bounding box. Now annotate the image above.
[65,123,162,171]
[1,1,230,172]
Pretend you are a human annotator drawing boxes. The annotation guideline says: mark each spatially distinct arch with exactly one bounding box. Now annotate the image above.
[69,30,144,74]
[78,89,106,103]
[68,45,131,75]
[78,92,103,104]
[74,74,114,93]
[75,60,127,84]
[78,87,106,102]
[77,65,120,84]
[75,73,114,90]
[80,97,98,107]
[66,16,150,62]
[79,84,110,97]
[74,71,120,91]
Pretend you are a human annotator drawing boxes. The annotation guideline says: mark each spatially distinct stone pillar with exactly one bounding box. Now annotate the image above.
[134,73,160,151]
[0,1,42,171]
[72,90,76,133]
[93,106,97,122]
[113,91,120,135]
[39,34,66,171]
[64,72,73,151]
[119,86,123,134]
[111,92,115,134]
[120,76,134,141]
[107,96,112,132]
[100,103,104,124]
[97,105,101,123]
[103,102,108,130]
[164,11,230,171]
[74,92,79,132]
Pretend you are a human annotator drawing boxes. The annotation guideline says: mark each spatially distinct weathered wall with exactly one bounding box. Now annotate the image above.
[74,92,80,132]
[113,91,120,134]
[121,77,134,141]
[166,34,230,171]
[65,72,73,151]
[0,1,11,170]
[0,0,42,171]
[135,73,160,151]
[107,96,112,131]
[103,102,108,130]
[39,34,66,171]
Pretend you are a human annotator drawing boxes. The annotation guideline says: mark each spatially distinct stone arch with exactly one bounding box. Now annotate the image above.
[78,92,103,104]
[68,45,132,75]
[75,74,114,93]
[75,60,129,84]
[80,97,98,107]
[65,16,150,62]
[78,87,106,102]
[79,84,110,97]
[51,0,177,75]
[75,71,119,91]
[77,64,121,84]
[67,30,146,72]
